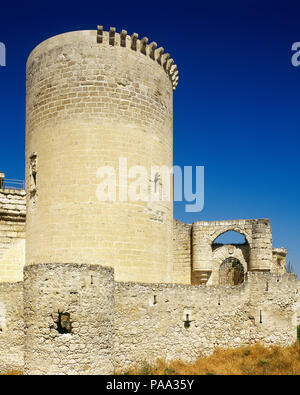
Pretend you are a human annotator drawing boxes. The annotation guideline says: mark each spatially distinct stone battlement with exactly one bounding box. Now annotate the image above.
[96,26,178,90]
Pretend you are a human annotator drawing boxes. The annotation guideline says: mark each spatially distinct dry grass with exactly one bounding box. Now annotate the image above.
[0,370,23,375]
[117,342,300,375]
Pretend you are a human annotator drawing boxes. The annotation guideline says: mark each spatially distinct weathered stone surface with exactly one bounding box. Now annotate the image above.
[172,219,192,284]
[0,189,26,282]
[191,219,273,285]
[272,248,288,274]
[23,263,114,375]
[0,282,24,372]
[114,272,297,370]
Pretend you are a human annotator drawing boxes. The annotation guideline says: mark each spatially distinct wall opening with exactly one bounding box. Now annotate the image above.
[184,314,191,329]
[56,312,72,334]
[219,257,244,286]
[213,230,247,247]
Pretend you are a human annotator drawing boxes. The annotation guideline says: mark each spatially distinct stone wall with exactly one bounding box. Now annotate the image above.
[0,282,24,372]
[0,189,26,282]
[114,272,297,371]
[271,248,288,274]
[23,263,114,375]
[172,219,191,284]
[0,268,297,374]
[192,219,273,285]
[297,280,300,326]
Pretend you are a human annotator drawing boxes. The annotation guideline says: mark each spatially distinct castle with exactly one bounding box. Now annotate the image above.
[0,27,299,375]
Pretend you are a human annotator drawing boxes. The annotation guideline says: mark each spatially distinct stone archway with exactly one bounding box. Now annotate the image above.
[191,219,273,284]
[209,232,250,286]
[219,257,244,286]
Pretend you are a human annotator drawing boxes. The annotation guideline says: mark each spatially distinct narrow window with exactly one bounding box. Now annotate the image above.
[56,312,72,334]
[184,314,191,329]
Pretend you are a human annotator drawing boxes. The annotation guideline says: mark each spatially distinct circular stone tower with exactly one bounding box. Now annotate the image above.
[25,28,178,283]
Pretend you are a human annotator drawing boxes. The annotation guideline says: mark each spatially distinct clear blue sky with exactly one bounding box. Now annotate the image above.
[0,0,299,276]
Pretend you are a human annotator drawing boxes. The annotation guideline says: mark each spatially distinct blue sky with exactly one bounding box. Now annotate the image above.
[0,0,299,276]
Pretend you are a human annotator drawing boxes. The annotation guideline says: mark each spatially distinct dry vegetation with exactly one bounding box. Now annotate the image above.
[0,370,23,375]
[117,342,300,375]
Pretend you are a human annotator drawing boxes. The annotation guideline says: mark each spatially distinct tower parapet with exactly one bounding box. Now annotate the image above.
[96,26,179,91]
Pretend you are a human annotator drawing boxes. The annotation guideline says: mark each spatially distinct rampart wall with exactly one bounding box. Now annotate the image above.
[0,189,26,282]
[0,282,24,372]
[114,272,297,370]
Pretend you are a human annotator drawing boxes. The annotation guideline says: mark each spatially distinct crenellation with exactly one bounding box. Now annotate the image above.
[149,41,157,59]
[109,26,116,46]
[161,52,170,68]
[166,57,174,71]
[96,25,103,43]
[155,46,164,64]
[120,29,127,47]
[130,32,138,50]
[140,37,148,55]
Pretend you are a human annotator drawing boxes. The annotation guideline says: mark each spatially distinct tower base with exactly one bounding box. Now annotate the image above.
[23,263,114,375]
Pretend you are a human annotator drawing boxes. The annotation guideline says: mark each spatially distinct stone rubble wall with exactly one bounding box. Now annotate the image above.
[172,219,192,284]
[0,268,297,374]
[271,248,288,274]
[23,263,115,375]
[114,272,297,371]
[0,282,24,372]
[297,280,300,326]
[0,189,26,282]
